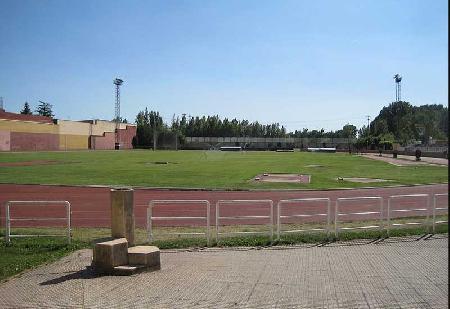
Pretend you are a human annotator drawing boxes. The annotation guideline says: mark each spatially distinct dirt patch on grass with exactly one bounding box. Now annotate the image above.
[253,173,311,183]
[145,161,179,165]
[340,177,390,183]
[0,160,64,167]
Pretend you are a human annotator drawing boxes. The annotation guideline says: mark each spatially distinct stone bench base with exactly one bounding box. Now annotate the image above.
[92,239,160,276]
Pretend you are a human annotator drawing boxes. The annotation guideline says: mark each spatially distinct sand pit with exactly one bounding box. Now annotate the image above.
[340,177,390,183]
[253,173,311,183]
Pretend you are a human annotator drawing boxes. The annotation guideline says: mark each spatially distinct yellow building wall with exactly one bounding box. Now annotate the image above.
[0,119,59,134]
[91,120,115,135]
[57,120,91,136]
[59,134,89,150]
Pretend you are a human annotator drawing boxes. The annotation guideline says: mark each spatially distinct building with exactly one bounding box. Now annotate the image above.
[0,108,136,151]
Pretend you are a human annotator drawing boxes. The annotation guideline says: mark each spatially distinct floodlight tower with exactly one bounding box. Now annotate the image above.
[113,78,124,149]
[394,74,402,102]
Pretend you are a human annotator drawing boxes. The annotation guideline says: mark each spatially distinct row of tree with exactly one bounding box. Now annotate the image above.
[358,102,448,145]
[17,100,447,148]
[20,101,54,117]
[133,102,447,148]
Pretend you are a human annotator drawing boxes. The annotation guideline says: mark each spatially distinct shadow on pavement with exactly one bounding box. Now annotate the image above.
[39,266,103,286]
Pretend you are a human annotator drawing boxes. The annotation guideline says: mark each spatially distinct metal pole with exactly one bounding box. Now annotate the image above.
[206,201,210,246]
[276,201,281,241]
[387,198,391,237]
[432,194,436,233]
[334,200,339,238]
[379,198,384,231]
[6,202,10,243]
[147,205,153,243]
[270,201,273,242]
[326,199,331,238]
[215,202,219,243]
[426,194,431,233]
[66,202,71,244]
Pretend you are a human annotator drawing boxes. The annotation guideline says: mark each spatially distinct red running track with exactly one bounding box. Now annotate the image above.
[0,184,448,228]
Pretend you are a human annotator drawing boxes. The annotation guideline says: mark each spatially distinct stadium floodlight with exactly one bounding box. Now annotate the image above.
[393,74,402,102]
[114,78,124,149]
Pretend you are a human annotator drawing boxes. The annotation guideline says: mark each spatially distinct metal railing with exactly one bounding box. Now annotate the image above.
[216,200,273,243]
[387,194,430,235]
[432,193,448,233]
[277,198,331,240]
[147,200,211,246]
[5,200,71,243]
[335,197,383,237]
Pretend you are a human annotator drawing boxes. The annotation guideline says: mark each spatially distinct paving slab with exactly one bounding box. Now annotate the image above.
[0,235,447,308]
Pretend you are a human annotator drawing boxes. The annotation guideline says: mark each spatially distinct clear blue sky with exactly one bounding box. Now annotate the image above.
[0,0,447,131]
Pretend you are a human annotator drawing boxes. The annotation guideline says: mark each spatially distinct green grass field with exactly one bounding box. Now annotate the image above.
[0,150,447,189]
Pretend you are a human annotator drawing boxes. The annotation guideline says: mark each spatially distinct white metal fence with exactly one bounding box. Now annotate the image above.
[277,198,330,240]
[143,193,447,245]
[147,200,211,245]
[5,200,71,243]
[387,194,430,236]
[215,200,273,243]
[433,193,448,233]
[335,197,384,237]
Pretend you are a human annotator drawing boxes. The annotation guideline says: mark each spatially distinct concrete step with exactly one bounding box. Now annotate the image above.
[112,265,148,276]
[128,246,161,268]
[92,238,128,272]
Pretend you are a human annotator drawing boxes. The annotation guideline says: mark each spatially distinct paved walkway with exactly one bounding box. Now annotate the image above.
[0,235,448,308]
[361,153,448,166]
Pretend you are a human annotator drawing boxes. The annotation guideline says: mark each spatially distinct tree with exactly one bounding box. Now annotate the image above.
[342,124,357,139]
[35,101,54,117]
[20,102,32,115]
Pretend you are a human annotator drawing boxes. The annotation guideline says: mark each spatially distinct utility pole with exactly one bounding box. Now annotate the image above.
[366,115,371,151]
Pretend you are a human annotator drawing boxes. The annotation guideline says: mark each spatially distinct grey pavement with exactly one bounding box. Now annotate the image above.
[0,235,448,308]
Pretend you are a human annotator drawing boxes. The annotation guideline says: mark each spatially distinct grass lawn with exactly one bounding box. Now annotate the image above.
[0,150,447,189]
[0,238,88,282]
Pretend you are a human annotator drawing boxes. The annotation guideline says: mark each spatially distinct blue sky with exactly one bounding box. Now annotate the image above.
[0,0,447,131]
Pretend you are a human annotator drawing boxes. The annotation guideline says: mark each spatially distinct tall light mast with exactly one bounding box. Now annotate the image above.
[114,78,123,149]
[394,74,402,102]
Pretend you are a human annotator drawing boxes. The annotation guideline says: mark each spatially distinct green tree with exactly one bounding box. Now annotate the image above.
[20,102,32,115]
[35,101,54,117]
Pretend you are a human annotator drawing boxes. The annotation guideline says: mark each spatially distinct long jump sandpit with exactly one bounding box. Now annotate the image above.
[0,183,447,228]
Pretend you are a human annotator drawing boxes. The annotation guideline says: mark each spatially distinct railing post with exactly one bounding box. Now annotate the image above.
[379,197,384,232]
[6,202,10,243]
[215,201,220,243]
[206,201,210,246]
[66,202,71,244]
[426,194,431,233]
[270,201,273,242]
[326,198,331,238]
[432,194,436,233]
[147,203,153,243]
[387,198,391,237]
[276,201,281,241]
[334,200,339,238]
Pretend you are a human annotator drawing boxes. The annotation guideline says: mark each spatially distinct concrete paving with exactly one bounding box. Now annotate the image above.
[0,235,448,308]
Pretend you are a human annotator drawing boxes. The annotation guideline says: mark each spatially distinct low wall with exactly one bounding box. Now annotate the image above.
[10,132,59,151]
[118,126,137,149]
[91,132,115,150]
[0,130,10,151]
[59,134,89,150]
